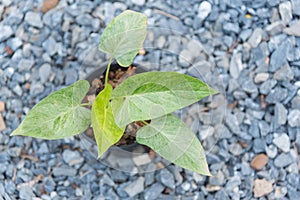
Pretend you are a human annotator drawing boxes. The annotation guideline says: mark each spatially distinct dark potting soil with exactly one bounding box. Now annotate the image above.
[82,63,147,146]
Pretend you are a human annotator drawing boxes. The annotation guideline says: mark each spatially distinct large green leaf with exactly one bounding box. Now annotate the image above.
[91,85,125,158]
[111,72,217,127]
[11,80,91,139]
[98,10,147,67]
[136,114,210,175]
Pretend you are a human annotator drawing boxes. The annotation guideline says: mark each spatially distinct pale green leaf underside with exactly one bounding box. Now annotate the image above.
[91,85,125,158]
[98,10,147,67]
[111,72,217,127]
[136,114,210,175]
[11,80,91,139]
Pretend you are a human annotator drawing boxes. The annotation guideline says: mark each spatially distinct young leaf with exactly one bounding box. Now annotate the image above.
[11,80,91,139]
[91,84,125,158]
[98,10,147,67]
[136,114,210,175]
[111,72,217,127]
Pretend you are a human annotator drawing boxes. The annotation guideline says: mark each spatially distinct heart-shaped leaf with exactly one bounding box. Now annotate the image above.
[91,84,125,158]
[111,72,217,127]
[136,114,210,175]
[11,80,91,139]
[98,10,147,67]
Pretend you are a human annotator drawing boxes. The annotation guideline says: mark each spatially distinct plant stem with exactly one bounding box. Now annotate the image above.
[141,120,149,125]
[105,56,113,86]
[80,103,92,107]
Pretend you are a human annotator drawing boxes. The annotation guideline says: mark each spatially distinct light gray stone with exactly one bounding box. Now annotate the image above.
[39,63,51,84]
[144,183,164,200]
[131,0,145,6]
[279,1,293,24]
[132,154,152,166]
[18,59,34,72]
[284,20,300,37]
[274,64,294,81]
[275,103,287,127]
[25,12,43,28]
[42,37,57,56]
[62,149,84,166]
[247,28,263,48]
[0,25,13,42]
[288,109,300,127]
[197,1,212,20]
[254,73,269,83]
[266,144,277,159]
[273,133,290,152]
[230,52,243,79]
[124,177,145,197]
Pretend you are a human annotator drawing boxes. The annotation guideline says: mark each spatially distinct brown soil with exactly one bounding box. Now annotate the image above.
[82,63,146,146]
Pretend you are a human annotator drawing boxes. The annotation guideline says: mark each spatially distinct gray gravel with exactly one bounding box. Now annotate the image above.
[1,0,300,199]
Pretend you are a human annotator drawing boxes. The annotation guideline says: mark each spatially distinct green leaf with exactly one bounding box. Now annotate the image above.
[136,114,210,175]
[98,10,147,67]
[111,72,217,127]
[11,80,91,139]
[91,85,125,158]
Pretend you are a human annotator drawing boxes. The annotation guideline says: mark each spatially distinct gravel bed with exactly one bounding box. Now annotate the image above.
[0,0,300,199]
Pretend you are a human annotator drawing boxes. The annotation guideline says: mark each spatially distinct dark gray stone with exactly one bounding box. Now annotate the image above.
[274,153,294,168]
[52,167,77,176]
[225,176,241,191]
[17,59,34,72]
[124,177,145,197]
[258,121,270,136]
[29,82,44,97]
[229,143,243,156]
[291,0,300,16]
[239,29,252,42]
[253,138,266,153]
[225,113,240,134]
[44,177,56,193]
[266,87,288,104]
[42,37,57,56]
[39,63,52,84]
[223,22,240,33]
[76,14,94,26]
[242,79,258,94]
[267,0,279,6]
[270,42,288,72]
[274,64,294,81]
[209,171,225,186]
[156,169,175,189]
[19,185,34,200]
[249,120,260,138]
[65,69,78,85]
[260,79,277,94]
[144,183,165,200]
[274,103,287,128]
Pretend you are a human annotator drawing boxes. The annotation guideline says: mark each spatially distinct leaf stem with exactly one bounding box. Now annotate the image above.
[105,56,113,86]
[80,103,92,107]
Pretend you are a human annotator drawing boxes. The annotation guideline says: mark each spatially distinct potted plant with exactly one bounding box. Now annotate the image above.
[11,10,217,175]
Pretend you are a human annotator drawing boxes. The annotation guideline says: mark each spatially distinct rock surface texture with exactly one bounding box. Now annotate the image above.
[0,0,299,199]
